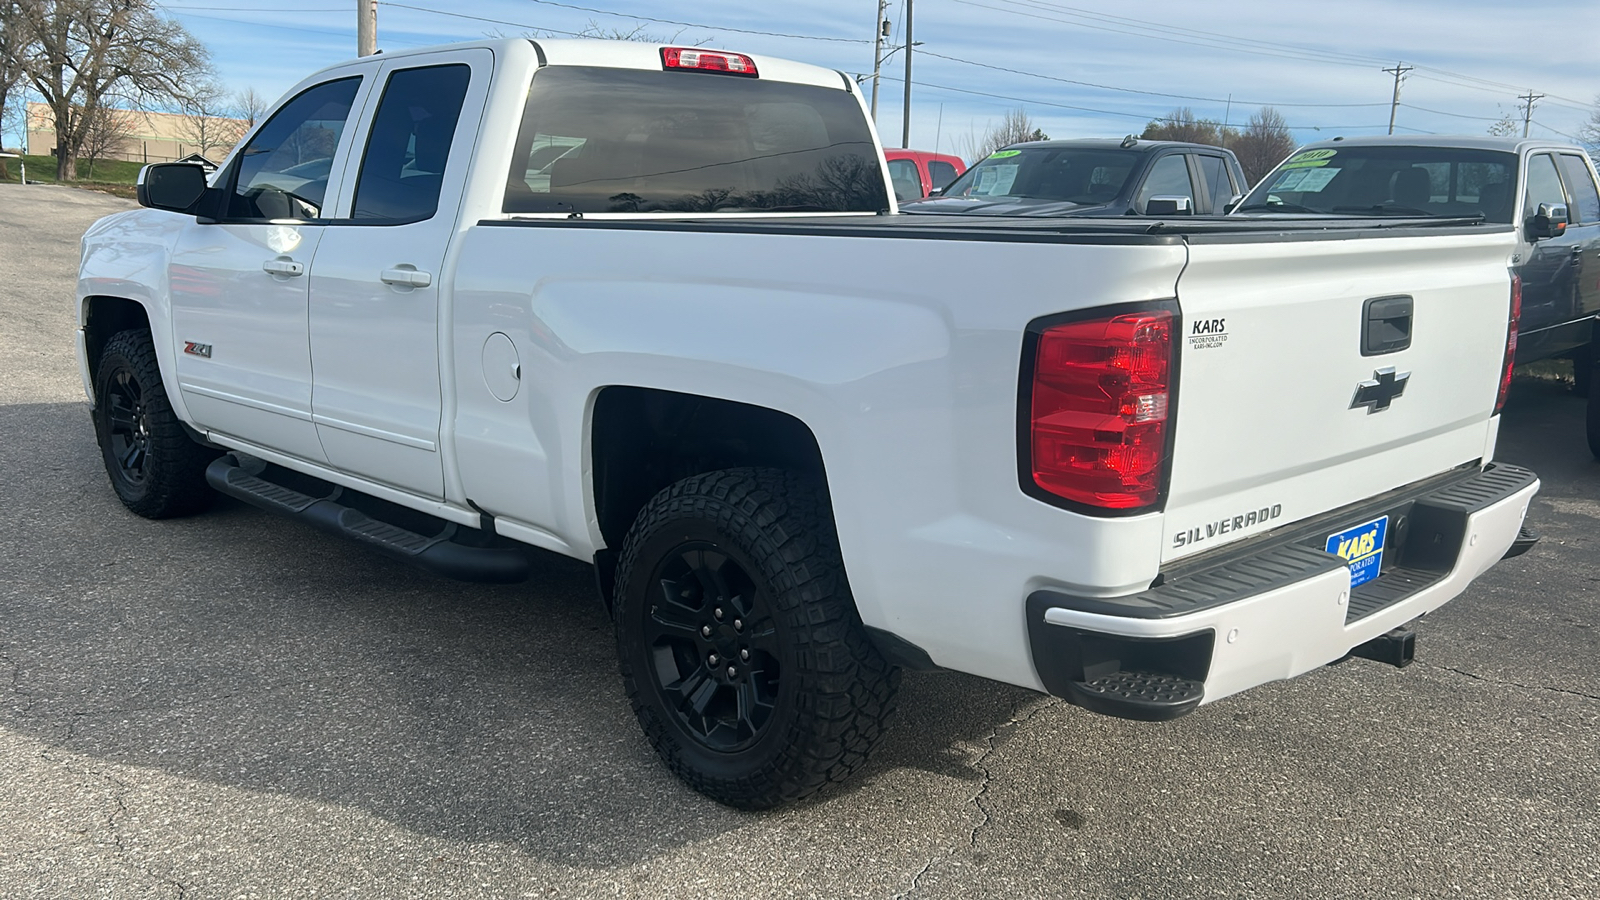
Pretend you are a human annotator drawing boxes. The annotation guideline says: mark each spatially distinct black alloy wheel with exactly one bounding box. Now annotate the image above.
[103,363,152,491]
[614,468,898,809]
[641,542,781,752]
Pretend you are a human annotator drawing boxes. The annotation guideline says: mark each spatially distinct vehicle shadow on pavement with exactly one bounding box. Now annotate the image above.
[0,400,1033,867]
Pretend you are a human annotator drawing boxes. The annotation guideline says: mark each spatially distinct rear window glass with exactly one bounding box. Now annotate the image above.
[927,159,960,190]
[503,67,885,214]
[1238,146,1518,222]
[938,147,1138,205]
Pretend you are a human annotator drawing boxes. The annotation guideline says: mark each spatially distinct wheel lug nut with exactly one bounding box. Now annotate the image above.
[714,608,724,620]
[727,666,737,678]
[733,619,743,631]
[701,625,713,637]
[740,649,750,661]
[708,653,719,666]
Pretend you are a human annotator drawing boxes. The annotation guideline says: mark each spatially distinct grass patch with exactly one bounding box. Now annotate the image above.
[1,154,144,195]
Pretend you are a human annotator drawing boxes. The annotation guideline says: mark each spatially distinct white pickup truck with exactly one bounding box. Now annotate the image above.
[79,39,1539,808]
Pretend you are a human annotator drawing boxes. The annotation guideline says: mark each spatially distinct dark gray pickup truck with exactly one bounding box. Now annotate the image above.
[1235,136,1600,456]
[901,137,1248,217]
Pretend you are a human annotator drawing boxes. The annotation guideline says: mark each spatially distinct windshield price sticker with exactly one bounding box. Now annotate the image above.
[1326,515,1389,588]
[988,149,1021,159]
[1280,148,1338,170]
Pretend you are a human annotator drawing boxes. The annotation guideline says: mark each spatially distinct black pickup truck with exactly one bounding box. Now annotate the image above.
[1236,136,1600,456]
[901,137,1248,217]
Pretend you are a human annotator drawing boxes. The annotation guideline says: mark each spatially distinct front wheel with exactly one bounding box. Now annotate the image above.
[614,468,898,809]
[92,329,219,518]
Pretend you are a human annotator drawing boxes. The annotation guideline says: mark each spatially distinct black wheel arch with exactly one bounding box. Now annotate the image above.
[590,387,831,603]
[83,296,153,399]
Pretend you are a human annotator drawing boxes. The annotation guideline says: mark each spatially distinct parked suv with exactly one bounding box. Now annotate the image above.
[1234,136,1600,456]
[901,138,1246,216]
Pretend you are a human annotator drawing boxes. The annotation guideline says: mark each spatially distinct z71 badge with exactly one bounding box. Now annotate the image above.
[183,341,212,358]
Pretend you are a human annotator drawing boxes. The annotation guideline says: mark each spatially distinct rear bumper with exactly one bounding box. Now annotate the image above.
[1026,463,1539,720]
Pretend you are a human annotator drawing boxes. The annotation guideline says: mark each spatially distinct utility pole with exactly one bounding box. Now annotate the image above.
[357,0,377,57]
[901,0,913,148]
[1383,62,1412,135]
[1518,90,1544,138]
[869,1,888,122]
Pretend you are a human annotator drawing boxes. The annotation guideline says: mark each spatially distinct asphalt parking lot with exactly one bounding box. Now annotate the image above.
[2,182,1597,899]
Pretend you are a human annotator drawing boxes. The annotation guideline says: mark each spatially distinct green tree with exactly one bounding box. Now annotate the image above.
[1141,107,1236,147]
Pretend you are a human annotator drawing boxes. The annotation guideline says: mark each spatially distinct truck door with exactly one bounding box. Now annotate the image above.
[1516,152,1585,362]
[168,75,367,462]
[1556,152,1600,325]
[307,50,490,499]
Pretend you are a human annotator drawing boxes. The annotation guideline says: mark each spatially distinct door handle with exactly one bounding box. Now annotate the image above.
[380,267,433,288]
[262,257,305,277]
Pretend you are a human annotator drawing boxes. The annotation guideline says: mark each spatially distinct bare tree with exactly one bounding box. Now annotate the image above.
[176,79,243,161]
[1229,107,1297,186]
[80,103,134,177]
[957,108,1048,162]
[10,1,210,180]
[233,86,269,130]
[0,0,26,156]
[1141,107,1235,146]
[1580,95,1600,150]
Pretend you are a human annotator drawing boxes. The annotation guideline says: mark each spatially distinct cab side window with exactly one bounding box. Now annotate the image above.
[1138,154,1196,213]
[928,160,960,193]
[351,64,473,222]
[887,158,923,202]
[227,77,361,220]
[1197,155,1233,213]
[1557,154,1600,224]
[1522,153,1571,224]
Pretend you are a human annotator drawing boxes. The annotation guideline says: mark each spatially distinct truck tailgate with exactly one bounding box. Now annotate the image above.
[1163,230,1516,564]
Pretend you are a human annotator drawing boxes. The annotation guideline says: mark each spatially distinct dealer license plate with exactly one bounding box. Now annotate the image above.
[1325,515,1389,588]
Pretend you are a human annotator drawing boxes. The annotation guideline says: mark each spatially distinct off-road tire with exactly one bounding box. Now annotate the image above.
[92,329,219,518]
[614,467,898,809]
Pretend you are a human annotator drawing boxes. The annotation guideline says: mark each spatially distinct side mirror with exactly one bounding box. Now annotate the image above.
[927,186,945,197]
[1525,202,1568,240]
[137,163,208,213]
[1145,195,1193,216]
[1223,193,1244,214]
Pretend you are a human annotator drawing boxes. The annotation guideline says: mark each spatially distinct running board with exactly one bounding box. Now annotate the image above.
[205,455,530,584]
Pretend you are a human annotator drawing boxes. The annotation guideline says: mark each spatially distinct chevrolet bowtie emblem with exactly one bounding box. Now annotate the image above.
[1351,367,1410,413]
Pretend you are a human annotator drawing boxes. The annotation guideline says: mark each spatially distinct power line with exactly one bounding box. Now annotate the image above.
[378,2,593,37]
[518,0,869,43]
[998,0,1394,68]
[875,75,1391,132]
[917,48,1389,108]
[949,0,1377,69]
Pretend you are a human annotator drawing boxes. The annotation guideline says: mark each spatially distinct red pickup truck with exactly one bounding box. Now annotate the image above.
[883,148,965,202]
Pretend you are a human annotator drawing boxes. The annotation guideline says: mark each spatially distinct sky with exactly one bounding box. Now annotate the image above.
[15,1,1600,158]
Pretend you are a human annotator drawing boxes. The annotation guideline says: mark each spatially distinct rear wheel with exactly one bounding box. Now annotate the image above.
[614,468,898,809]
[92,329,219,518]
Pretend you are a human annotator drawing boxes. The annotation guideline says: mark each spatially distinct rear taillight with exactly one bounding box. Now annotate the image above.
[661,47,758,77]
[1495,274,1520,413]
[1025,308,1175,510]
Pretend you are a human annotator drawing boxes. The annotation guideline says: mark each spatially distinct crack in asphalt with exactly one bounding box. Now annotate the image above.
[1,645,37,716]
[94,766,189,899]
[896,696,1061,899]
[1419,661,1600,704]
